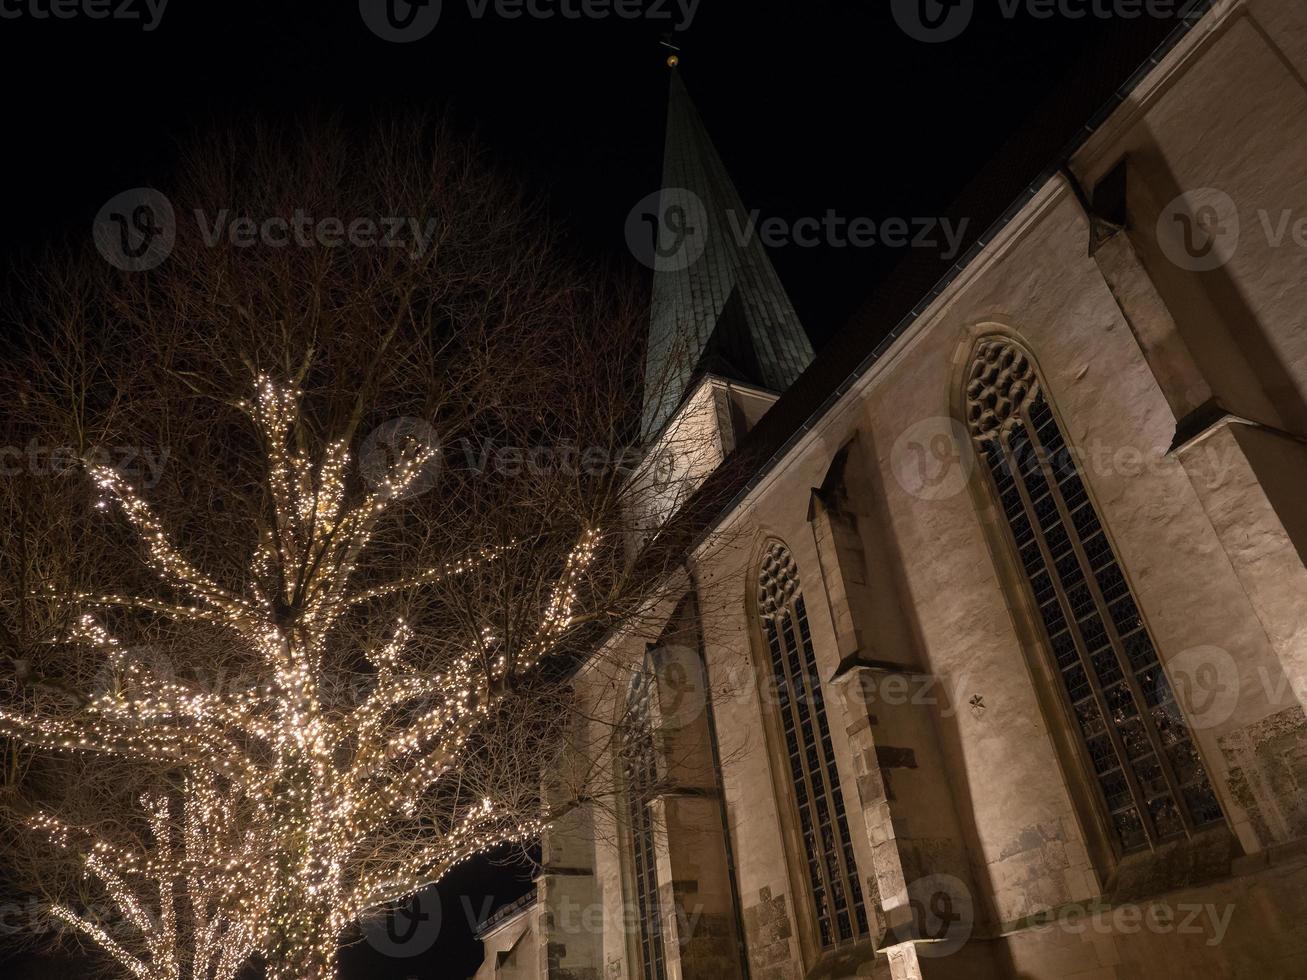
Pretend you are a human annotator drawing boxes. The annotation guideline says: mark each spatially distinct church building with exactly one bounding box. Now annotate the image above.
[475,1,1307,976]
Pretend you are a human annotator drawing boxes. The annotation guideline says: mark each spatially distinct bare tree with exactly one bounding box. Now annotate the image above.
[0,118,731,980]
[29,773,261,980]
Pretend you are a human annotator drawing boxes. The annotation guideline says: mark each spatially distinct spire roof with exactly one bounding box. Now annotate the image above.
[642,68,814,438]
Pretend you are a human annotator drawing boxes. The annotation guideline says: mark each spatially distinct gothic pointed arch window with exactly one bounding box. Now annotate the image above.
[756,541,869,949]
[966,337,1223,853]
[621,664,667,980]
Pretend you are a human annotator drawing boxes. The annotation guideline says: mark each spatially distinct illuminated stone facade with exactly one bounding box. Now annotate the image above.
[476,2,1307,976]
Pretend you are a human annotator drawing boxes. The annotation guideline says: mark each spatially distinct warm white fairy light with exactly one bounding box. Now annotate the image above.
[36,775,260,980]
[3,374,598,980]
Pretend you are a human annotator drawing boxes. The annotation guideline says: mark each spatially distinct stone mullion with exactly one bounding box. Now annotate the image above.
[1020,402,1196,840]
[996,425,1158,847]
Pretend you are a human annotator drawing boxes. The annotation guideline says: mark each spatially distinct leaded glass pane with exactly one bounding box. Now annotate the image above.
[622,669,667,980]
[757,543,868,948]
[967,338,1222,852]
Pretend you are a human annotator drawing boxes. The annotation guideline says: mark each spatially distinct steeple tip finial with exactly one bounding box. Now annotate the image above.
[660,32,681,68]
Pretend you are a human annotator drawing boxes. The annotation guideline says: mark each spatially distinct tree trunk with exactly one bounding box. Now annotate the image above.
[265,903,341,980]
[266,727,342,980]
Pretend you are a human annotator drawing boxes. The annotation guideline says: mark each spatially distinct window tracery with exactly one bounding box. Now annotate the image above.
[756,542,869,948]
[968,338,1222,851]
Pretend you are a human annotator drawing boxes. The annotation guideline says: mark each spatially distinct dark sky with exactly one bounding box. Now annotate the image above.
[2,0,1148,346]
[1,1,1177,977]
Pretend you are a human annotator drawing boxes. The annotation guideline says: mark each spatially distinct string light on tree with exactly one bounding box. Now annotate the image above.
[34,775,260,980]
[1,374,599,980]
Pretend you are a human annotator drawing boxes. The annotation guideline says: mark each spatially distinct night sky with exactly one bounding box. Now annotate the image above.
[1,1,1172,976]
[2,0,1149,346]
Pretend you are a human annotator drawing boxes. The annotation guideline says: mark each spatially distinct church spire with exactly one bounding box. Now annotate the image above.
[641,60,815,439]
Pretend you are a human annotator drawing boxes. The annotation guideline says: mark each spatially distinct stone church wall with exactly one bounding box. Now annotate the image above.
[690,1,1307,974]
[515,2,1307,978]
